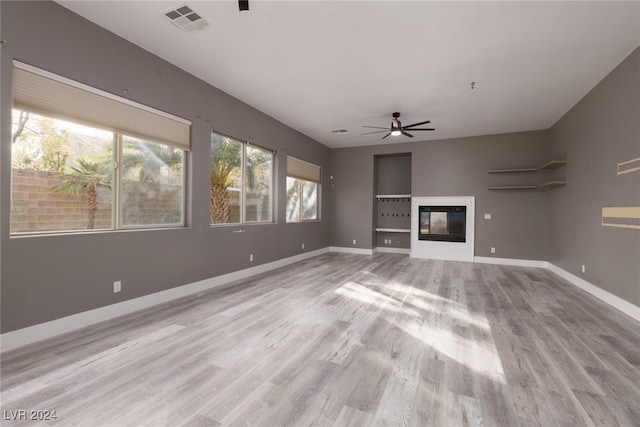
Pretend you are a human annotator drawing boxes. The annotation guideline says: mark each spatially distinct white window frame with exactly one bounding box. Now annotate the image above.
[10,110,188,234]
[10,62,190,235]
[210,131,274,226]
[286,156,321,223]
[117,134,187,230]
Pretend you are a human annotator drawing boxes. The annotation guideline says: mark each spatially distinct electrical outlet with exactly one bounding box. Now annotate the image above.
[249,254,254,262]
[490,247,496,254]
[113,280,121,293]
[352,239,356,245]
[302,243,305,249]
[582,265,586,274]
[484,213,492,220]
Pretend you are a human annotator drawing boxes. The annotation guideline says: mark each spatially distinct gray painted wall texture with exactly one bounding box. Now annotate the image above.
[331,131,551,260]
[0,1,331,332]
[549,47,640,306]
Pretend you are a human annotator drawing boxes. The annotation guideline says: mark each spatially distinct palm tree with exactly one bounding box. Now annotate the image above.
[210,139,241,224]
[53,157,112,229]
[210,136,264,224]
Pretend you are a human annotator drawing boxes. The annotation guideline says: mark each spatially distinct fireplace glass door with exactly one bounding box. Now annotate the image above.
[418,206,466,242]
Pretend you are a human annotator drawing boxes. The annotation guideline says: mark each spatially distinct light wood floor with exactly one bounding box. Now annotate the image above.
[1,253,639,426]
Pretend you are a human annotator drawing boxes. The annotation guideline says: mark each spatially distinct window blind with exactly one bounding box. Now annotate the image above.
[287,156,320,182]
[13,62,191,151]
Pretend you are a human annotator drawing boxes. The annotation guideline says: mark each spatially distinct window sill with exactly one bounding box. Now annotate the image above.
[210,221,276,229]
[9,226,188,239]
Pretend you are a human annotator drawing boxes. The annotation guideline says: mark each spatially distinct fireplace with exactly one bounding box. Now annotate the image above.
[411,196,475,262]
[418,206,466,242]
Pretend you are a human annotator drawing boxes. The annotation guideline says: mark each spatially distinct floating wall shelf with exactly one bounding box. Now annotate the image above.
[538,181,566,190]
[375,228,411,233]
[539,160,567,170]
[488,160,566,190]
[488,186,538,191]
[488,168,538,174]
[376,194,411,199]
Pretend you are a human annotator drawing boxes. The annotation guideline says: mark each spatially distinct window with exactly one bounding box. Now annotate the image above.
[286,156,320,222]
[120,136,185,227]
[210,132,273,225]
[10,63,190,234]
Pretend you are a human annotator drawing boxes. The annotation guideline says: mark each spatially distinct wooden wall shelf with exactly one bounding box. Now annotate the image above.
[539,160,566,170]
[488,168,538,174]
[375,228,411,233]
[376,194,411,199]
[488,186,538,191]
[538,181,566,190]
[488,160,566,190]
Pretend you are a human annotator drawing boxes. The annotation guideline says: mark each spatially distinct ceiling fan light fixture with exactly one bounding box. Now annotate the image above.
[391,115,401,135]
[361,112,435,139]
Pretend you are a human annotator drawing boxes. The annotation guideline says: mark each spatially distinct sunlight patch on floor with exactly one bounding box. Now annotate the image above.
[334,281,422,317]
[397,318,506,384]
[333,279,505,384]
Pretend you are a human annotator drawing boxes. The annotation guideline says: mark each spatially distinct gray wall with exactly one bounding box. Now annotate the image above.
[331,131,551,260]
[0,1,331,332]
[376,154,412,195]
[549,47,640,306]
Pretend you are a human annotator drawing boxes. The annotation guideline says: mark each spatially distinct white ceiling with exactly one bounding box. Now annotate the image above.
[57,1,640,149]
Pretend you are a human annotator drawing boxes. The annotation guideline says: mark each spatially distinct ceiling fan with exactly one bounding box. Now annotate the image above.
[361,112,435,139]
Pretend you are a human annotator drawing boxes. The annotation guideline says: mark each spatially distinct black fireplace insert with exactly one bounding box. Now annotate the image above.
[418,205,466,242]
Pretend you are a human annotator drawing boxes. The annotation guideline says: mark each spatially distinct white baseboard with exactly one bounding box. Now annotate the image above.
[0,247,330,353]
[474,256,549,268]
[329,246,375,255]
[547,263,640,322]
[375,247,411,255]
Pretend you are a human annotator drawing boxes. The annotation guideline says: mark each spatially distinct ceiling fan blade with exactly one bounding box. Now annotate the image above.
[362,125,390,130]
[404,128,435,131]
[381,132,392,139]
[360,130,390,136]
[401,131,414,138]
[403,120,431,129]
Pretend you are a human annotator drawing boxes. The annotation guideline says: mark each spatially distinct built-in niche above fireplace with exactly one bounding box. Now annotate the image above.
[411,196,475,262]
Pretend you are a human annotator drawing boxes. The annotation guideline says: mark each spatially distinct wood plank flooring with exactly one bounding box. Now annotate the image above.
[1,253,639,426]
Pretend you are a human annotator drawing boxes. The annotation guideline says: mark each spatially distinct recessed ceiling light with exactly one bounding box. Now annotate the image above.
[163,4,210,33]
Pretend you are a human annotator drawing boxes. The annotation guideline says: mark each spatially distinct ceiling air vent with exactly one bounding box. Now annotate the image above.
[330,129,349,134]
[164,5,210,33]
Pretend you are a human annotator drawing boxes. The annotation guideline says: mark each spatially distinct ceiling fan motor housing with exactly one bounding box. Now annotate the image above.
[391,112,401,130]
